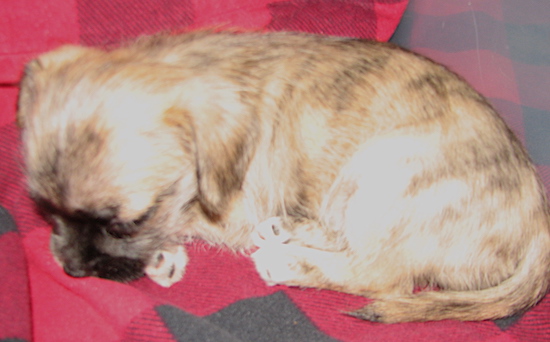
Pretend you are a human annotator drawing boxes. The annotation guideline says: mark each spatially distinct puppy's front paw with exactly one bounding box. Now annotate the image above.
[145,245,187,287]
[252,217,291,247]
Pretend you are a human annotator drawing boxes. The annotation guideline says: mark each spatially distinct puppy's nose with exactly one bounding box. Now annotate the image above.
[63,264,90,278]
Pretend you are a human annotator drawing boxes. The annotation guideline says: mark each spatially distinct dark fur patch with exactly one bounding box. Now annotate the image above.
[195,105,261,220]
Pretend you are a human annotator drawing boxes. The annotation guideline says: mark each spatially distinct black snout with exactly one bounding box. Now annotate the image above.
[62,254,145,282]
[93,256,145,282]
[50,214,147,282]
[60,255,146,284]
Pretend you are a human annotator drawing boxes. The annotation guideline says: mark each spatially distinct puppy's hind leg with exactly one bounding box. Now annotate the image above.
[251,224,348,286]
[251,217,369,293]
[251,216,414,298]
[252,132,443,308]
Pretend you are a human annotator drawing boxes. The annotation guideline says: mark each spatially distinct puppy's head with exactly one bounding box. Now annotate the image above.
[17,45,199,282]
[18,42,259,283]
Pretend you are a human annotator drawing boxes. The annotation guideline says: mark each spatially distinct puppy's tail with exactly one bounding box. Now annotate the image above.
[352,235,550,323]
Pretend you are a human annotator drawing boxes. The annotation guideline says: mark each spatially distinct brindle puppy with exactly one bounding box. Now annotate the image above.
[18,31,550,322]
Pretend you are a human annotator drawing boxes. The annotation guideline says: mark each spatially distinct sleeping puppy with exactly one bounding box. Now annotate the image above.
[18,31,550,322]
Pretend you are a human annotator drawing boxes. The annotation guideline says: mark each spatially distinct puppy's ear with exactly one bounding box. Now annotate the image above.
[17,45,94,127]
[166,77,260,219]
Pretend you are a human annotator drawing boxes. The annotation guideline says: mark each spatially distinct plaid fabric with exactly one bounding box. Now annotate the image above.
[2,0,550,341]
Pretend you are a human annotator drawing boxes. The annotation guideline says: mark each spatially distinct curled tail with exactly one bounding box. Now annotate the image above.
[353,235,550,323]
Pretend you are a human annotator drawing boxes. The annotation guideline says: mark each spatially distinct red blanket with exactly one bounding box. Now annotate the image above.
[2,1,550,341]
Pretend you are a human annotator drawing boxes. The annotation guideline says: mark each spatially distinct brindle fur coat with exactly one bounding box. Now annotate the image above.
[17,31,550,323]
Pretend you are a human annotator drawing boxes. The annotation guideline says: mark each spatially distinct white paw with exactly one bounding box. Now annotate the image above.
[251,245,302,286]
[145,245,187,287]
[252,217,291,248]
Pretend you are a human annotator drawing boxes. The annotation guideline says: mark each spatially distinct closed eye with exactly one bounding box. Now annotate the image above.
[104,204,158,239]
[104,221,137,239]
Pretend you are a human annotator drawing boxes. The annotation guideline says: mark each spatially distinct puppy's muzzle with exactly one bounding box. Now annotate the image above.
[58,250,146,282]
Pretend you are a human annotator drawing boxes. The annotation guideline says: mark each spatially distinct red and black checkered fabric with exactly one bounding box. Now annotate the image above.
[2,0,550,341]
